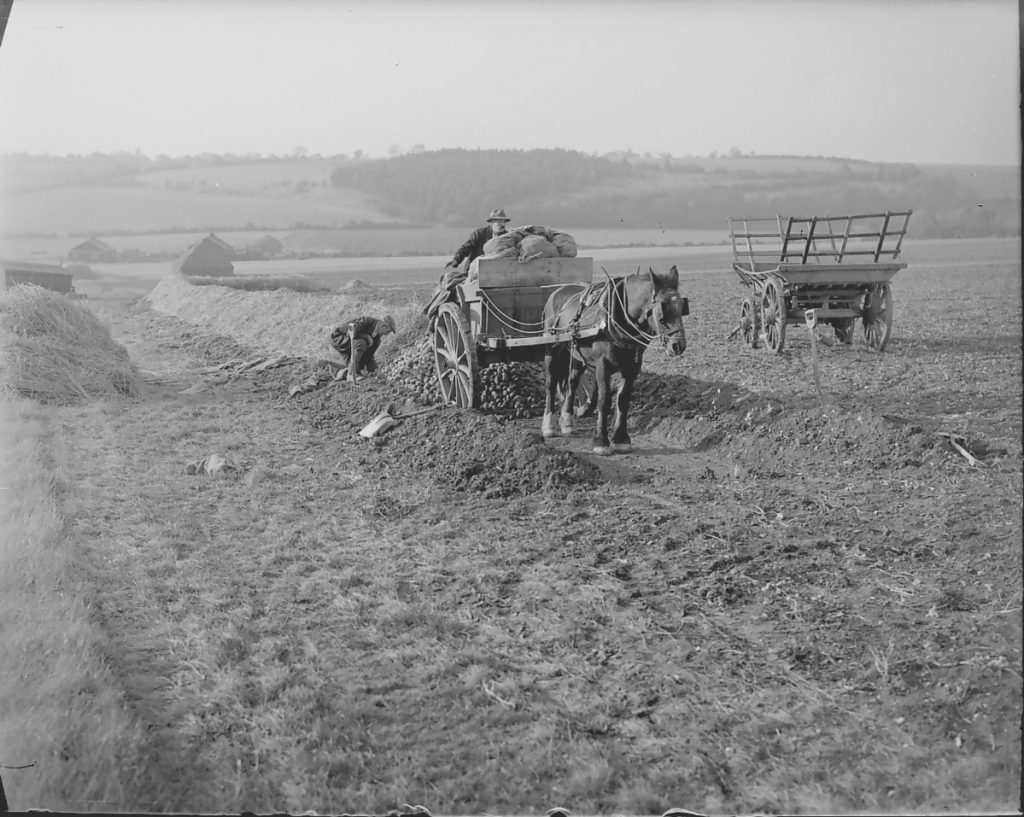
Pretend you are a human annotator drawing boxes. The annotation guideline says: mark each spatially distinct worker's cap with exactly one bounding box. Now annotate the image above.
[379,314,397,334]
[486,208,511,223]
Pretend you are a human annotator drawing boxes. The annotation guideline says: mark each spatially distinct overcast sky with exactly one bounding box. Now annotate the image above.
[0,0,1019,165]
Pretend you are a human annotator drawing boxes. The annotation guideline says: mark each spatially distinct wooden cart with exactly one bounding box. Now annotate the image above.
[431,256,600,408]
[728,211,912,353]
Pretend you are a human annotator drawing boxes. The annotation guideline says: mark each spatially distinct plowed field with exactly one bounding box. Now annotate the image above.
[16,239,1021,815]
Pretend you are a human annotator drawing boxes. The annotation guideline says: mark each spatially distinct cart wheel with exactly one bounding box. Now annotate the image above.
[432,302,479,407]
[832,318,856,345]
[862,283,894,351]
[739,297,761,348]
[760,279,787,353]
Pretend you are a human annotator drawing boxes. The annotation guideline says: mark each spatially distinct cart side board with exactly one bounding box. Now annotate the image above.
[734,261,907,287]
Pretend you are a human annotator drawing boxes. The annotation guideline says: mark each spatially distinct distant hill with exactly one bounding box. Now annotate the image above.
[0,149,1018,240]
[328,149,1020,237]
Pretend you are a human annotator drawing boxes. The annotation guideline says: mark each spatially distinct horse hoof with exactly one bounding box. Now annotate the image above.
[559,417,574,435]
[612,443,632,453]
[542,428,560,438]
[592,445,613,456]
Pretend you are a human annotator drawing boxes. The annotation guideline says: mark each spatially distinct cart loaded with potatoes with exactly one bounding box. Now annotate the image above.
[728,210,913,352]
[427,225,604,411]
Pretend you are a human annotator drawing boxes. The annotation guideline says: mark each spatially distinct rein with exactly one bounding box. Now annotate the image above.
[603,269,676,348]
[550,269,683,356]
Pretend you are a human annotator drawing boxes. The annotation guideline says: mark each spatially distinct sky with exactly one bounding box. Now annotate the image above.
[0,0,1019,166]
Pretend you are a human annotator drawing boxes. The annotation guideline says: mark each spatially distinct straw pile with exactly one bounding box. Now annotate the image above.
[147,275,423,361]
[184,274,329,293]
[0,285,141,404]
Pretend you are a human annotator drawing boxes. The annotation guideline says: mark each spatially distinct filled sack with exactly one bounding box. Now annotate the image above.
[518,235,560,262]
[550,231,578,258]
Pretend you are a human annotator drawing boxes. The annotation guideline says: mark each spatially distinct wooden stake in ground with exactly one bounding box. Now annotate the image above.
[805,309,826,400]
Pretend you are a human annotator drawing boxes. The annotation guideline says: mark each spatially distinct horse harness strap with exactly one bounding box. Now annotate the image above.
[636,270,657,327]
[567,282,609,363]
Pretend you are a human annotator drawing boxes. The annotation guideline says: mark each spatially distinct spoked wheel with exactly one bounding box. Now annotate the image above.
[861,283,894,351]
[739,297,761,348]
[832,318,856,345]
[432,302,479,407]
[760,279,787,353]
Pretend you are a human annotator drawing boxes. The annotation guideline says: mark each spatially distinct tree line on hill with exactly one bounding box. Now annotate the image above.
[329,148,1019,239]
[2,149,1018,240]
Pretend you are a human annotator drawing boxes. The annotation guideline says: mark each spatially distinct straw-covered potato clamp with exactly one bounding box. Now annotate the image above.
[0,284,141,403]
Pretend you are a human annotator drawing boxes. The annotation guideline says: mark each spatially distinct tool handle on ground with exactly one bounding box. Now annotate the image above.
[347,324,357,382]
[805,309,825,399]
[394,404,446,420]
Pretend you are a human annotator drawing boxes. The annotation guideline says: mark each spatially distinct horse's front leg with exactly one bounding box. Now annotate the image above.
[542,345,564,438]
[559,359,584,434]
[611,370,637,453]
[592,360,613,455]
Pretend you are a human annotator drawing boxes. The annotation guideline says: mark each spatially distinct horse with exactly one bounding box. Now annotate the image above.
[541,265,688,455]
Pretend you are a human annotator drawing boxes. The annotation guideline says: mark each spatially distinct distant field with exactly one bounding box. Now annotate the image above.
[71,238,1021,305]
[0,186,393,236]
[135,160,340,191]
[0,227,730,264]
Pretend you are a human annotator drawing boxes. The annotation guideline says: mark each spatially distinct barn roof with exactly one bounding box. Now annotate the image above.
[172,236,235,276]
[69,237,117,253]
[202,233,235,252]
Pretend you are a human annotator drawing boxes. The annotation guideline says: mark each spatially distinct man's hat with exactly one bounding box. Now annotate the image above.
[486,208,511,223]
[379,314,396,334]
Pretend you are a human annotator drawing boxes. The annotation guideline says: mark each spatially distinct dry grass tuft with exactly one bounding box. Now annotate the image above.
[0,285,141,404]
[0,396,167,811]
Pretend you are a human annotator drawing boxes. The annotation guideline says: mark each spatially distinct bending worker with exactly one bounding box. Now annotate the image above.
[329,314,396,382]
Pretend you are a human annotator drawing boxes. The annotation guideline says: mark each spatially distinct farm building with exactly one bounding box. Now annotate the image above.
[203,233,236,257]
[172,235,235,277]
[247,234,283,259]
[68,237,118,263]
[2,259,75,293]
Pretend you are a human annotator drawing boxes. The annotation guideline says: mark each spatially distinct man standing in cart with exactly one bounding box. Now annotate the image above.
[425,208,513,320]
[445,208,512,270]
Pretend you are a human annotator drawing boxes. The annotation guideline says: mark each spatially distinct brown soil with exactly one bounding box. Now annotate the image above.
[60,250,1022,816]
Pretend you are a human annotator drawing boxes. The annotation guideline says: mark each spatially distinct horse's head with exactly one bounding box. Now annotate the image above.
[633,265,687,356]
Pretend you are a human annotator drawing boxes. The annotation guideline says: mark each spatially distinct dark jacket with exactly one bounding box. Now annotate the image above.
[450,225,496,267]
[330,316,384,357]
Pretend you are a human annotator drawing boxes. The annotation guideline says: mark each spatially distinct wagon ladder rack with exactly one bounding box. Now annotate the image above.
[728,210,913,271]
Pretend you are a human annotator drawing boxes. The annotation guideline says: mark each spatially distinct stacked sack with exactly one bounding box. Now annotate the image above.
[481,225,578,262]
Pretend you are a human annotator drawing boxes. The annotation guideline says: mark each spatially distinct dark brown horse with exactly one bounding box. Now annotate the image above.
[542,265,688,454]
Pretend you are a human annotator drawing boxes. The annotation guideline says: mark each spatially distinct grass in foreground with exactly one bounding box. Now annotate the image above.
[0,395,181,812]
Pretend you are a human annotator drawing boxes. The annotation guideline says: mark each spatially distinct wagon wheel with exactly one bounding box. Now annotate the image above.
[739,297,761,348]
[832,318,856,345]
[432,302,479,407]
[759,279,787,353]
[861,283,894,351]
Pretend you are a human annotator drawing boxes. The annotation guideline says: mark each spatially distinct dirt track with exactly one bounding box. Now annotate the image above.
[65,243,1022,814]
